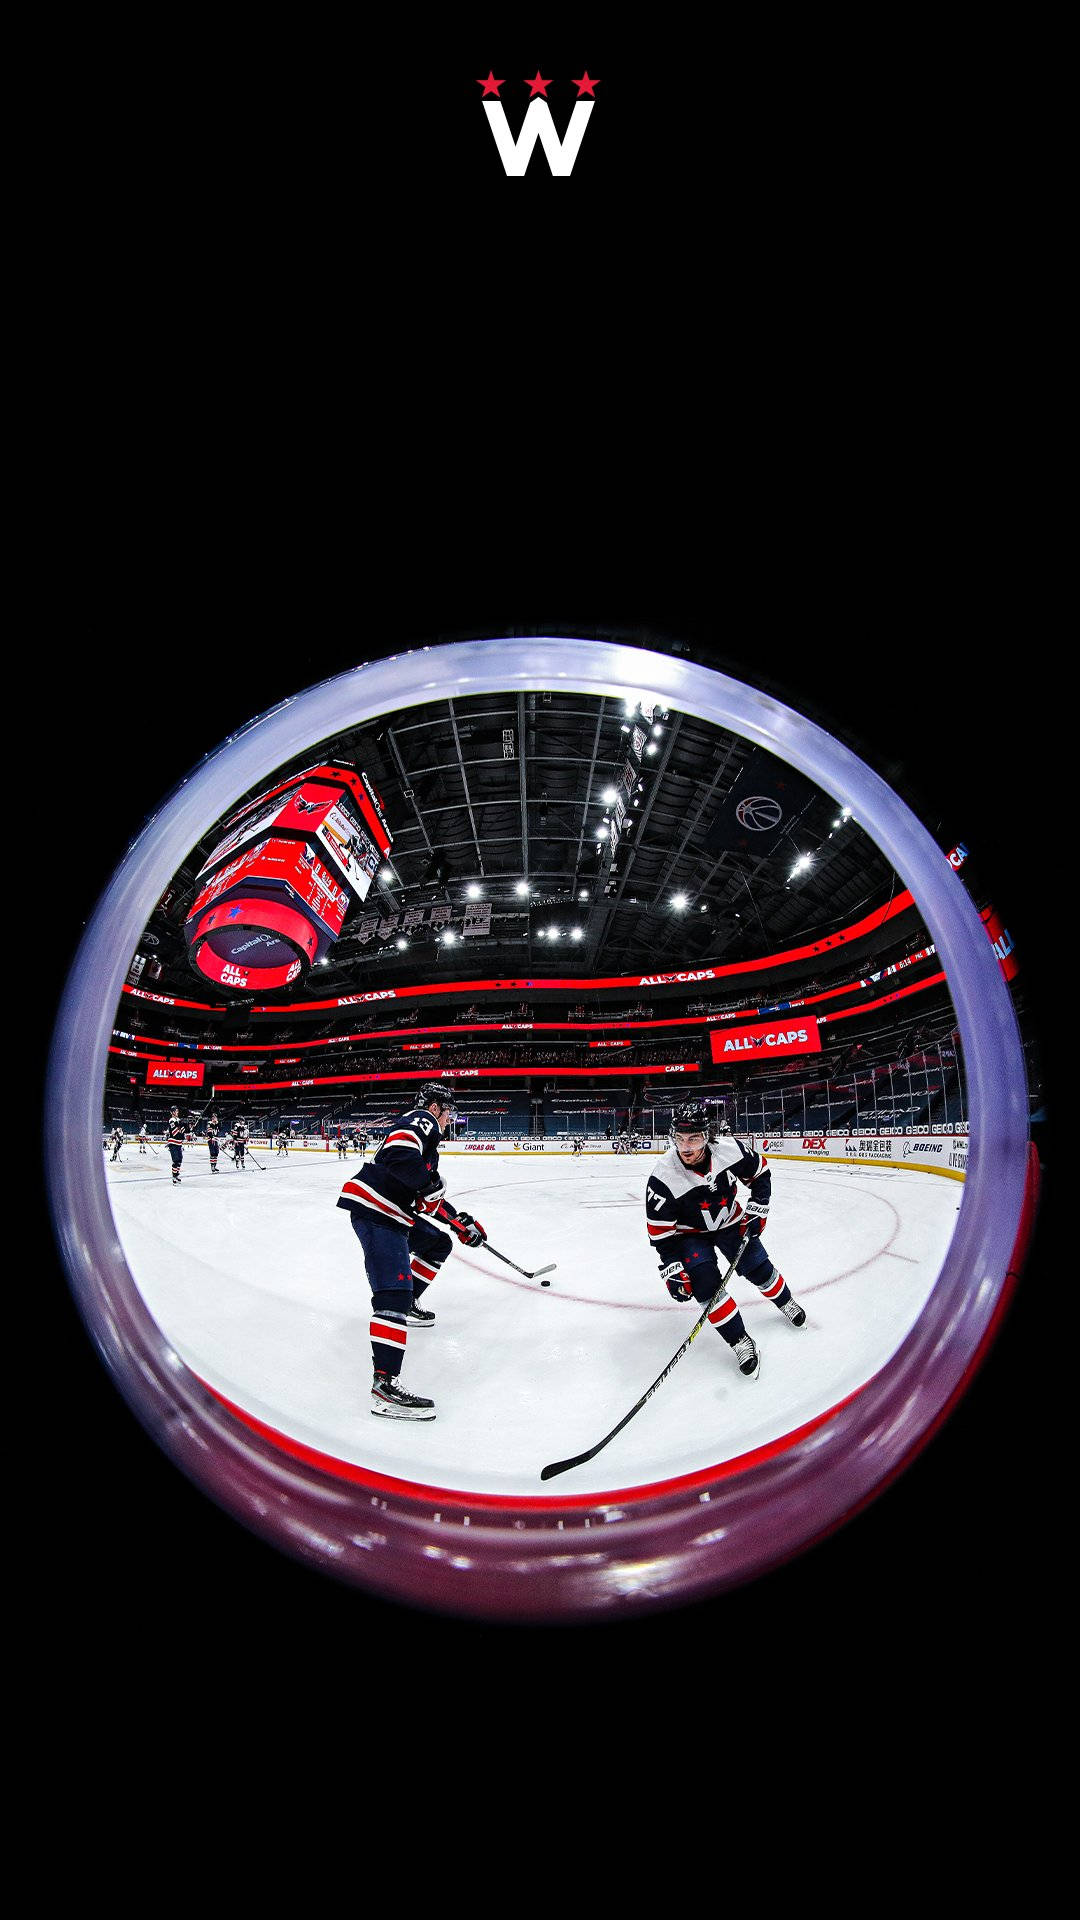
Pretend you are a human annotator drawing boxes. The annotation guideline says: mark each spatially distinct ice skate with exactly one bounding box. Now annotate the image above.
[779,1296,806,1326]
[406,1301,435,1328]
[371,1373,435,1420]
[731,1334,760,1379]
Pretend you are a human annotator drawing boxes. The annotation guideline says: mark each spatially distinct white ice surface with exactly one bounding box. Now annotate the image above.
[103,1147,962,1498]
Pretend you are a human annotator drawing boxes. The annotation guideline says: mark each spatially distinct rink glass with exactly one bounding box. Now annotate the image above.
[46,639,1030,1620]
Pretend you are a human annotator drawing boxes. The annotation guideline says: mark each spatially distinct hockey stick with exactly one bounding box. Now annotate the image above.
[485,1242,557,1281]
[426,1196,556,1279]
[245,1147,265,1168]
[540,1231,752,1481]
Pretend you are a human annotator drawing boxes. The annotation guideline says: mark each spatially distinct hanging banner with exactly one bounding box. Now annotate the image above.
[463,902,492,937]
[355,914,380,943]
[430,905,452,929]
[630,724,647,762]
[710,1018,822,1063]
[403,907,426,932]
[377,916,400,939]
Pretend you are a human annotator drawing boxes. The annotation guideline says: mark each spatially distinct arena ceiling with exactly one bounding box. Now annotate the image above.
[136,686,914,1005]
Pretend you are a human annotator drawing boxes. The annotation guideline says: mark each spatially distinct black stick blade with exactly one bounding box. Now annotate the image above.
[540,1452,593,1481]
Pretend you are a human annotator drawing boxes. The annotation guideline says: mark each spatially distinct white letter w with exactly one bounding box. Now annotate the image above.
[483,100,594,176]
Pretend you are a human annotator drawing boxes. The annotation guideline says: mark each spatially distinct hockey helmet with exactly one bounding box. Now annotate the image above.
[671,1101,709,1137]
[419,1080,457,1117]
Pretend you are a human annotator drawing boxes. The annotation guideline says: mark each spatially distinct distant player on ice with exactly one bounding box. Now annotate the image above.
[644,1102,806,1380]
[138,1123,148,1155]
[109,1125,124,1162]
[165,1106,186,1185]
[336,1081,488,1422]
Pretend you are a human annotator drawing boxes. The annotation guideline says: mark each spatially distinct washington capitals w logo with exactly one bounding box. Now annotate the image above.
[477,68,599,176]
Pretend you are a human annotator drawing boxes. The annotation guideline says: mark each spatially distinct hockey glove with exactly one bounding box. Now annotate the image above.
[450,1209,487,1248]
[742,1198,769,1237]
[416,1174,447,1216]
[659,1260,694,1301]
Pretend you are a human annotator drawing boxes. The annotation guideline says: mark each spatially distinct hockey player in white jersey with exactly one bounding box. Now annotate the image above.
[644,1102,806,1379]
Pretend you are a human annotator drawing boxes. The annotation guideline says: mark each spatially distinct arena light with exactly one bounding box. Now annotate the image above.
[515,880,530,896]
[570,927,583,941]
[466,883,483,899]
[601,786,618,804]
[671,892,688,910]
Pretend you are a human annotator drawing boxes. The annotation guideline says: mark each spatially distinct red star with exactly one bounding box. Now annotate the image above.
[476,71,505,96]
[572,71,600,97]
[524,69,552,97]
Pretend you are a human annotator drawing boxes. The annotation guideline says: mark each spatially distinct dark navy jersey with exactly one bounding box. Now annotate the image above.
[645,1137,771,1258]
[165,1117,186,1145]
[337,1104,443,1229]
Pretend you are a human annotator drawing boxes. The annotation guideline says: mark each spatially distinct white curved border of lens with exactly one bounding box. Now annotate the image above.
[47,638,1029,1597]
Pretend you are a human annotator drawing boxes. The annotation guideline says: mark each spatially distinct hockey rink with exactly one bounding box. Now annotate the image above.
[102,1146,963,1500]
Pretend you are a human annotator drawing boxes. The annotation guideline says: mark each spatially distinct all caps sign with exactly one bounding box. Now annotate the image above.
[145,1062,206,1087]
[709,1020,822,1065]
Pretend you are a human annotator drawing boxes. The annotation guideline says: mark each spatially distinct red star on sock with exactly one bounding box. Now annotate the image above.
[476,71,505,96]
[524,69,553,97]
[572,70,600,97]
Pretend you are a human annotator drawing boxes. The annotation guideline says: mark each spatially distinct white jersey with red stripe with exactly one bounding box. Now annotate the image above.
[644,1136,771,1254]
[336,1103,443,1229]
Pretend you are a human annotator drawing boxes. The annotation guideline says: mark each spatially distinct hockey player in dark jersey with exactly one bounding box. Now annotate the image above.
[336,1081,487,1420]
[231,1119,248,1167]
[206,1114,220,1172]
[645,1102,806,1380]
[165,1106,185,1184]
[109,1125,125,1162]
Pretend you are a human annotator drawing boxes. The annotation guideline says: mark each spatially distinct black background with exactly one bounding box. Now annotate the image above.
[36,23,1056,1805]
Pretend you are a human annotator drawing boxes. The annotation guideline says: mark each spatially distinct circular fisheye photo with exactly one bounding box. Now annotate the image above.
[47,636,1041,1621]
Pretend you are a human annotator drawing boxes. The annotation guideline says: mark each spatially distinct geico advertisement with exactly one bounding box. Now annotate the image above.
[710,1018,822,1063]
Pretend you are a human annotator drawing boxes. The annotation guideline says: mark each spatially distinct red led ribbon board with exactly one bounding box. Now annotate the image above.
[709,1019,822,1064]
[145,1061,206,1087]
[186,762,387,993]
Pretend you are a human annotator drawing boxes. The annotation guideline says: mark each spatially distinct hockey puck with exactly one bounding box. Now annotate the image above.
[540,1279,550,1286]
